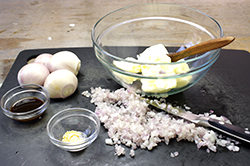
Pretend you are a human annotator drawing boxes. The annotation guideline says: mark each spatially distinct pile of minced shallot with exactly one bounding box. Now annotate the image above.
[82,87,240,157]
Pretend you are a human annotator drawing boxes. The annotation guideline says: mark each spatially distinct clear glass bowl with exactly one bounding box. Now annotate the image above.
[92,4,223,97]
[0,84,50,121]
[46,108,100,152]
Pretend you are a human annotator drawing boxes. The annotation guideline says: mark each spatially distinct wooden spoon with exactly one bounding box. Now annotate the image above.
[168,36,235,62]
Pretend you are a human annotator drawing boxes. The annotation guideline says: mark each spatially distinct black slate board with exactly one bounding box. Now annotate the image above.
[0,47,250,166]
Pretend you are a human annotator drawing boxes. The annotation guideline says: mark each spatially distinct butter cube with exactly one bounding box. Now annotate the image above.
[141,78,177,93]
[113,57,141,73]
[173,60,192,88]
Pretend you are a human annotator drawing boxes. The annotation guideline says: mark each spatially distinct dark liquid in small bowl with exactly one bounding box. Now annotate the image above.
[10,97,44,113]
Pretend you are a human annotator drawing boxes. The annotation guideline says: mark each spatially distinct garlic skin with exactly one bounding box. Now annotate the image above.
[34,53,52,67]
[47,51,81,75]
[44,69,78,99]
[17,63,50,86]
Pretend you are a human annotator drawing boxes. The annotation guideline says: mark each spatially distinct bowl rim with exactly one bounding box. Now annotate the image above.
[0,84,50,116]
[46,107,100,147]
[91,3,223,65]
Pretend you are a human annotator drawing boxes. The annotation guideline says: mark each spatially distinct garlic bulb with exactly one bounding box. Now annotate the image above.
[44,69,78,99]
[17,63,50,86]
[34,53,52,67]
[47,51,81,75]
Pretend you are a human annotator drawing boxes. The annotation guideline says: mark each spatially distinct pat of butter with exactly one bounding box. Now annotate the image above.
[62,130,85,143]
[173,59,192,88]
[113,72,137,84]
[138,44,171,63]
[113,44,192,93]
[113,57,141,84]
[141,78,177,93]
[113,57,141,73]
[139,44,177,92]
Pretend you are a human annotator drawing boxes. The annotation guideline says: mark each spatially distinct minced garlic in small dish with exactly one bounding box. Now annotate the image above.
[62,130,86,143]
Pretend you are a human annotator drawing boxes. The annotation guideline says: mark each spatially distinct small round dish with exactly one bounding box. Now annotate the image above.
[46,108,100,152]
[0,84,50,121]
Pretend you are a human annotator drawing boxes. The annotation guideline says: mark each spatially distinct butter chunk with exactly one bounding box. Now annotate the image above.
[141,78,177,93]
[113,57,140,84]
[112,43,192,92]
[113,72,137,84]
[173,59,190,74]
[140,65,177,92]
[139,44,177,92]
[138,44,171,63]
[176,76,192,88]
[173,60,192,88]
[141,64,175,76]
[113,57,141,73]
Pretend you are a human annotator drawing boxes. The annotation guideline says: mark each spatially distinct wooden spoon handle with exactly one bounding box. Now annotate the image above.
[168,36,235,62]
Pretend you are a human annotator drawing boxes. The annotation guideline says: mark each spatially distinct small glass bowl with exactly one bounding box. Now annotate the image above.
[0,84,50,121]
[92,4,223,97]
[46,108,100,152]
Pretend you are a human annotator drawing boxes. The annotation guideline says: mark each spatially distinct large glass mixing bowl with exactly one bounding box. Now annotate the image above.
[92,4,223,97]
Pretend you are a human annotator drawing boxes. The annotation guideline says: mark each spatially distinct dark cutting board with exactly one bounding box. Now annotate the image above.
[0,47,250,166]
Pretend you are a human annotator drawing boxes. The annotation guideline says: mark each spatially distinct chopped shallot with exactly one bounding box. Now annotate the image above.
[115,144,125,156]
[129,149,135,157]
[170,151,179,158]
[105,138,114,145]
[83,87,241,157]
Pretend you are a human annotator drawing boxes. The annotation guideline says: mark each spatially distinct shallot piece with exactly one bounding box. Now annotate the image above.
[115,144,125,156]
[17,63,50,86]
[47,51,81,75]
[34,53,52,67]
[83,87,240,157]
[129,149,135,157]
[170,151,179,158]
[105,138,114,145]
[44,69,78,98]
